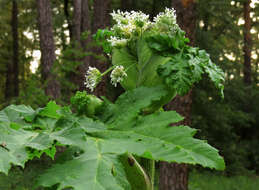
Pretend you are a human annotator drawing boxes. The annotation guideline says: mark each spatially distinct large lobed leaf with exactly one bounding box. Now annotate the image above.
[0,87,225,190]
[99,86,168,128]
[157,47,225,97]
[112,37,171,90]
[91,111,225,170]
[36,139,131,190]
[0,102,86,174]
[0,122,35,174]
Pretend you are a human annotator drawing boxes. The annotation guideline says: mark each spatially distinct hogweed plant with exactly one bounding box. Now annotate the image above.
[0,8,225,190]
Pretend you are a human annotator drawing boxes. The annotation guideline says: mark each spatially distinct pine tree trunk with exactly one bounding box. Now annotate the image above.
[159,1,196,190]
[36,0,60,99]
[159,93,192,190]
[79,0,91,90]
[72,0,82,44]
[92,0,110,33]
[243,0,252,85]
[91,0,110,97]
[81,0,91,43]
[151,0,158,19]
[70,0,91,90]
[121,0,132,11]
[5,60,13,99]
[64,0,73,40]
[12,0,19,97]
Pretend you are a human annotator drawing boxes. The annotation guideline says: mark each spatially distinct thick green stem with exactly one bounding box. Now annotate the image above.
[128,154,153,190]
[150,160,155,190]
[141,158,155,190]
[101,65,116,76]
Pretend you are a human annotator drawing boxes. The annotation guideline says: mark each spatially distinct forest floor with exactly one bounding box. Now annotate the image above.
[188,170,259,190]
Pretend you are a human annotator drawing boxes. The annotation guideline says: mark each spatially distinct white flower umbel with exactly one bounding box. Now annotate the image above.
[110,66,127,87]
[84,67,102,91]
[110,10,151,37]
[153,8,180,33]
[107,36,128,47]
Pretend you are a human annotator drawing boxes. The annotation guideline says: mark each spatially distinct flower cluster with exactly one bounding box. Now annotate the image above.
[153,8,180,34]
[110,66,127,87]
[84,67,102,91]
[110,10,151,38]
[107,36,128,47]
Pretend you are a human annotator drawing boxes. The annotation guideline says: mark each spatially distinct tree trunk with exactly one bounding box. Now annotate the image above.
[243,0,252,85]
[121,0,132,11]
[79,0,91,90]
[12,0,19,97]
[91,0,110,97]
[70,0,91,90]
[159,1,196,190]
[5,59,13,99]
[81,0,91,43]
[151,0,158,19]
[36,0,60,99]
[64,0,73,40]
[159,92,192,190]
[72,0,82,44]
[92,0,110,33]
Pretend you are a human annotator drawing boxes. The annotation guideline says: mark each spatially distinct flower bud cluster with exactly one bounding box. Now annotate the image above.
[153,8,180,34]
[108,10,152,47]
[84,67,101,92]
[108,8,180,47]
[110,66,127,87]
[111,10,151,34]
[107,36,128,47]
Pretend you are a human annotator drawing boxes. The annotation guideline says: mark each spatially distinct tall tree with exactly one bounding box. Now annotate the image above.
[72,0,82,44]
[159,1,196,190]
[4,45,13,99]
[91,0,111,97]
[64,0,73,40]
[79,0,91,89]
[5,0,19,99]
[243,0,252,85]
[36,0,60,99]
[69,0,91,90]
[121,0,132,11]
[12,0,19,97]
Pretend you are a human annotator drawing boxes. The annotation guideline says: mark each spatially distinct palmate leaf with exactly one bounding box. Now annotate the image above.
[112,37,171,90]
[0,87,225,190]
[0,122,35,174]
[0,103,86,174]
[189,48,225,97]
[100,86,168,128]
[37,138,131,190]
[91,111,225,170]
[158,53,195,96]
[111,36,177,111]
[37,87,225,190]
[157,46,225,97]
[0,123,85,174]
[97,88,224,170]
[0,104,35,125]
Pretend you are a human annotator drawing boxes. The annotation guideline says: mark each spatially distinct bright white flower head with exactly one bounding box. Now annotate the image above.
[110,66,127,87]
[110,10,151,37]
[84,67,102,91]
[153,8,179,33]
[107,36,128,47]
